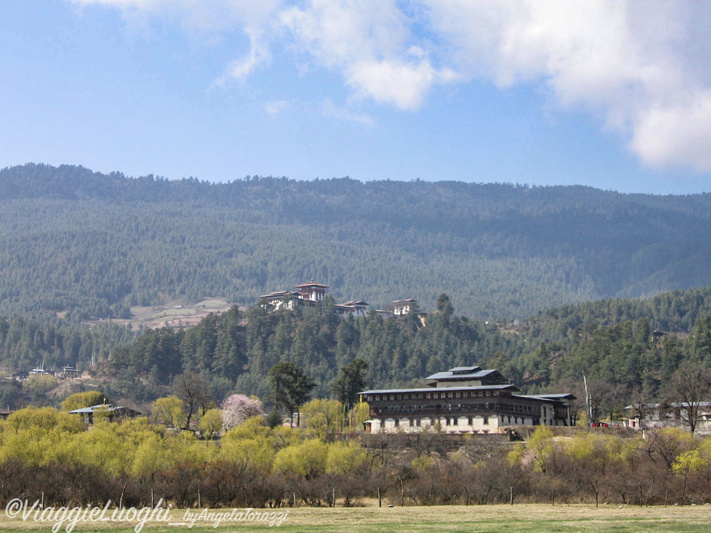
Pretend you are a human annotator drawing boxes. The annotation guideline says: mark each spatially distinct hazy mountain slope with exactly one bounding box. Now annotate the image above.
[1,163,710,319]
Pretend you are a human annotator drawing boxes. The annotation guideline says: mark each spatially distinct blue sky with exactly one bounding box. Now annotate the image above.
[2,0,711,194]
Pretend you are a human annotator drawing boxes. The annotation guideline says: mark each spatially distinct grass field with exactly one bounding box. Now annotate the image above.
[107,298,233,329]
[3,504,711,532]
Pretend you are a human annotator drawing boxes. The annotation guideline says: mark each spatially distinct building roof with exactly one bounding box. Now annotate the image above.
[295,281,329,289]
[533,393,576,399]
[449,366,482,374]
[359,384,520,395]
[258,290,296,299]
[392,299,416,305]
[425,368,501,382]
[517,393,577,402]
[69,404,142,415]
[623,401,711,410]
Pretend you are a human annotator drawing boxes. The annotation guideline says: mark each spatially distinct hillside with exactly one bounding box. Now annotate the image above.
[2,286,711,417]
[2,163,711,319]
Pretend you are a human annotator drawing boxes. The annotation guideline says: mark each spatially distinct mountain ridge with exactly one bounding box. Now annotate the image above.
[1,163,710,319]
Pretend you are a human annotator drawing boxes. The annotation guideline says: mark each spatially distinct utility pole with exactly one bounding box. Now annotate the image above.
[583,374,592,428]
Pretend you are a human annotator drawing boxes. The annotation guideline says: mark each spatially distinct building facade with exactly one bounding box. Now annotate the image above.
[259,280,331,311]
[259,280,420,320]
[359,365,575,434]
[622,402,711,432]
[391,299,417,316]
[335,300,369,317]
[259,280,368,318]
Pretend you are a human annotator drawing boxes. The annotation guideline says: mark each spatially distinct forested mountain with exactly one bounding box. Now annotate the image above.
[2,163,711,320]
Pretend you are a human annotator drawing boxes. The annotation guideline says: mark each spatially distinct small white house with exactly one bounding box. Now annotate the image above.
[336,300,369,318]
[392,299,417,316]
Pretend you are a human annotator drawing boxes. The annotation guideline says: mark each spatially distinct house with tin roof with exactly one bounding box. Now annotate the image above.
[69,403,142,424]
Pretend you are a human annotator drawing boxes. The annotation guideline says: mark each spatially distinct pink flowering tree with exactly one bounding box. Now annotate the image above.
[221,394,264,430]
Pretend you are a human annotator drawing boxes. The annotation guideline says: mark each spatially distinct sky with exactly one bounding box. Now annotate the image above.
[2,1,711,195]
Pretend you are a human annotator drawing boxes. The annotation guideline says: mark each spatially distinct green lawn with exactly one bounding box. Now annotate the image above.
[3,504,711,532]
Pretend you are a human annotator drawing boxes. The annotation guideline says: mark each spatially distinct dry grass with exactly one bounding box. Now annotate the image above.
[3,504,711,532]
[106,298,234,330]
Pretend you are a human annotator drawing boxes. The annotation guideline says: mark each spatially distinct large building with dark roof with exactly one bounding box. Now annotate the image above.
[358,365,575,434]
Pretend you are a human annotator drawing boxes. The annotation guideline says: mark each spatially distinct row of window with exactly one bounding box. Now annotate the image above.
[368,390,501,402]
[374,402,494,415]
[391,416,491,427]
[387,415,547,428]
[375,401,543,415]
[369,397,564,419]
[498,403,536,414]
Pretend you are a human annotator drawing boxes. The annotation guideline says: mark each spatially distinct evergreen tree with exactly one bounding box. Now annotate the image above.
[330,358,369,410]
[268,361,315,427]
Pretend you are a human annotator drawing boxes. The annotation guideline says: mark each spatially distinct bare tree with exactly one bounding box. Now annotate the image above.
[628,385,655,428]
[173,371,211,430]
[666,361,711,434]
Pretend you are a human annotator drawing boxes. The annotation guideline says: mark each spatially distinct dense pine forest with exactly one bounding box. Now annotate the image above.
[3,163,711,320]
[102,289,711,406]
[3,287,711,419]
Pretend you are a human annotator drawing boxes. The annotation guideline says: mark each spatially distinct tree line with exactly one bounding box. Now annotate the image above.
[4,288,711,420]
[2,405,711,508]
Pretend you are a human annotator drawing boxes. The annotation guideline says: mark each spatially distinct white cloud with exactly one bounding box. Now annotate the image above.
[213,27,270,87]
[631,92,711,172]
[278,0,410,68]
[73,0,281,86]
[264,99,289,116]
[69,0,711,172]
[344,58,457,111]
[279,0,458,111]
[422,0,711,171]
